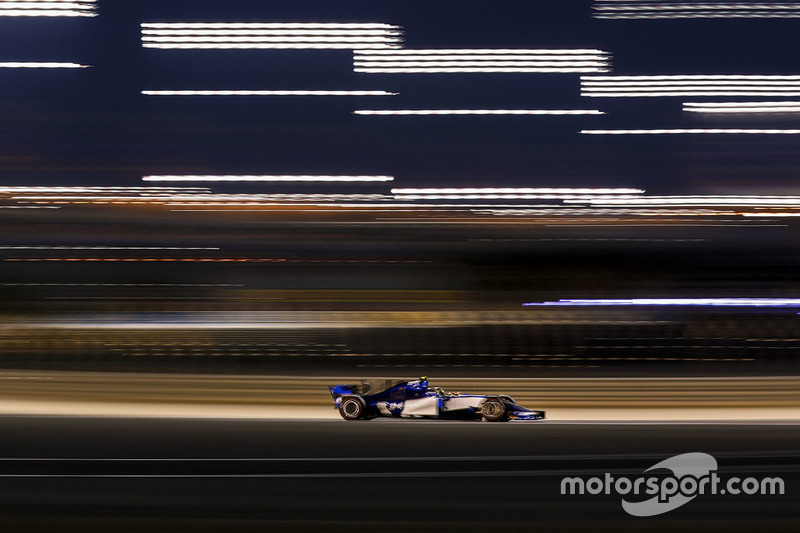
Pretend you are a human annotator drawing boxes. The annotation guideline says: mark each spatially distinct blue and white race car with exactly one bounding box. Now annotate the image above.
[329,377,545,422]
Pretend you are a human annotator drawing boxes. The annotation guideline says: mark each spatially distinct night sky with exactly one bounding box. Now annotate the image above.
[1,1,799,193]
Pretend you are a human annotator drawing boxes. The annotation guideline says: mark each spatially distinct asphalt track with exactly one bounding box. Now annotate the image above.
[0,417,797,532]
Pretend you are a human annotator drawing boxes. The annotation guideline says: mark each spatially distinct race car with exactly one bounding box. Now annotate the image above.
[329,377,545,422]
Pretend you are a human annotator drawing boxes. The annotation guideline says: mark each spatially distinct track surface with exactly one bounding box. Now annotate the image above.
[0,417,797,531]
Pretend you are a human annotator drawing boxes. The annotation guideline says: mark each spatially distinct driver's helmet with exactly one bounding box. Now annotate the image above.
[405,376,428,390]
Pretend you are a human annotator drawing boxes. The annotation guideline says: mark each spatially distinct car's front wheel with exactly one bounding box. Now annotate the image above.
[481,397,507,422]
[339,396,366,420]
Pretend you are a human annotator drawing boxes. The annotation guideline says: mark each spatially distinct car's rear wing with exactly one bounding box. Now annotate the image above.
[328,384,359,399]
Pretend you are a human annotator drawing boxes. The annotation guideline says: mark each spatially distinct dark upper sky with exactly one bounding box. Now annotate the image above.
[1,0,800,193]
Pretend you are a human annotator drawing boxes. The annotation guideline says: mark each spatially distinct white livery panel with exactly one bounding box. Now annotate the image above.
[442,396,485,412]
[400,396,440,417]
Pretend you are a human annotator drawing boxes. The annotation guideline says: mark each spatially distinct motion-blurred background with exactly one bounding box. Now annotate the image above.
[1,2,800,530]
[2,0,800,381]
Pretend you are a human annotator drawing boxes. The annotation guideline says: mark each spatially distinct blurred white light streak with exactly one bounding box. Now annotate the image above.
[0,1,93,6]
[142,22,403,49]
[593,2,800,18]
[356,57,603,63]
[685,100,800,106]
[583,75,800,96]
[358,54,605,59]
[143,90,396,96]
[152,194,389,200]
[143,30,399,37]
[356,61,607,68]
[585,91,800,97]
[165,202,671,211]
[684,101,800,112]
[360,49,608,55]
[582,129,800,134]
[358,55,606,61]
[19,198,414,206]
[475,208,732,216]
[147,44,401,50]
[570,196,800,206]
[0,62,88,68]
[360,67,610,73]
[595,3,800,10]
[0,186,206,192]
[173,209,441,213]
[525,298,800,307]
[169,209,551,214]
[581,75,800,97]
[142,175,394,182]
[392,188,644,194]
[356,49,610,73]
[595,12,800,18]
[354,109,604,116]
[167,204,414,208]
[686,106,800,113]
[0,187,200,194]
[143,23,396,29]
[165,202,594,208]
[595,4,800,11]
[394,195,641,200]
[585,75,800,81]
[148,36,394,43]
[586,83,800,88]
[742,212,800,216]
[0,0,96,17]
[0,10,93,16]
[11,196,226,201]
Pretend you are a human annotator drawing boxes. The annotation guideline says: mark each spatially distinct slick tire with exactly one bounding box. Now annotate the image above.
[481,397,507,422]
[339,396,366,421]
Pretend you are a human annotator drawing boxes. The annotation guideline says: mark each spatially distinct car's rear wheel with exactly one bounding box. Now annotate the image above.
[339,396,366,420]
[481,397,507,422]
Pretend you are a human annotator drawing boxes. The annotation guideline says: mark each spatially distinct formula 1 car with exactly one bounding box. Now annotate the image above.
[329,377,545,422]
